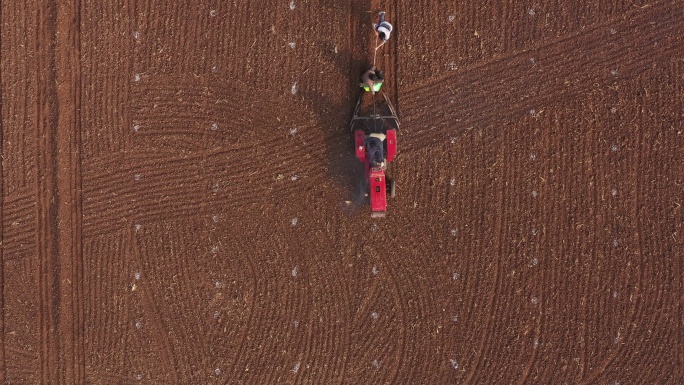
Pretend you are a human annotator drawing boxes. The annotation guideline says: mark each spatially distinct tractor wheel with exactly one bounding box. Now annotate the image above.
[388,179,396,198]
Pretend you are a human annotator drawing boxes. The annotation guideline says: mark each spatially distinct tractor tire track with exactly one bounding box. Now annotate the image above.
[56,0,85,382]
[581,65,681,383]
[35,2,61,383]
[581,80,646,383]
[400,1,684,153]
[102,74,330,232]
[0,0,4,376]
[517,110,555,385]
[2,0,41,380]
[466,114,507,384]
[33,0,85,383]
[130,226,181,383]
[3,190,37,261]
[81,149,321,235]
[79,0,134,159]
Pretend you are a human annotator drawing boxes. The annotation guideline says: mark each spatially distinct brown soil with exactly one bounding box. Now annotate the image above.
[1,0,683,384]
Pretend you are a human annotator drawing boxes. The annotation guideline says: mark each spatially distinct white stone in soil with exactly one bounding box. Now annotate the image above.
[449,358,459,369]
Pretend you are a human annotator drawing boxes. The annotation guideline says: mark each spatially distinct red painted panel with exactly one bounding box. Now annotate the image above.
[369,170,387,213]
[386,129,397,162]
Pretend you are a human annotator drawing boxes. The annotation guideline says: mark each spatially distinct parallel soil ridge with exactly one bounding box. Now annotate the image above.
[1,0,682,384]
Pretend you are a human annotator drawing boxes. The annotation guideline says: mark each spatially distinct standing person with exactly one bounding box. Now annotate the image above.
[373,11,393,48]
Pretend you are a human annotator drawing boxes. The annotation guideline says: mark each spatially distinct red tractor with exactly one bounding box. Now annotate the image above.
[350,91,399,218]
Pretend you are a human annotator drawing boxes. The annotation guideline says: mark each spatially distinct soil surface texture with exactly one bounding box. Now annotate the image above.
[1,0,683,384]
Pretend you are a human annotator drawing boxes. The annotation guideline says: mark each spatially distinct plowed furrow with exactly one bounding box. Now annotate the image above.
[400,2,683,152]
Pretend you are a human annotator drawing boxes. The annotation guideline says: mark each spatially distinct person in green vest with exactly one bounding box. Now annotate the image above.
[360,66,384,94]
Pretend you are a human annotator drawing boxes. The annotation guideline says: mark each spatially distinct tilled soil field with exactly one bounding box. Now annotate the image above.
[1,0,683,384]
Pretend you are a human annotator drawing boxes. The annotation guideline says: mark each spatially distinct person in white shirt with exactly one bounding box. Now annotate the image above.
[373,11,393,48]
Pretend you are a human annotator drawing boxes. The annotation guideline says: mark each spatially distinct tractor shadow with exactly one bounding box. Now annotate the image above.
[299,5,377,212]
[300,89,368,211]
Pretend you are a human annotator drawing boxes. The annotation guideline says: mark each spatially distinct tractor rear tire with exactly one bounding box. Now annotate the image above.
[388,179,396,198]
